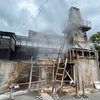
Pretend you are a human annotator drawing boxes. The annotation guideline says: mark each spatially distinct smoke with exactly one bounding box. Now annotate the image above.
[63,7,91,50]
[57,6,86,56]
[16,7,87,61]
[64,7,84,44]
[29,30,62,48]
[16,7,88,60]
[28,30,63,59]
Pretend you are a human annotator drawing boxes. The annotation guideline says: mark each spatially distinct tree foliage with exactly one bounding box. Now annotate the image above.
[90,32,100,55]
[90,32,100,45]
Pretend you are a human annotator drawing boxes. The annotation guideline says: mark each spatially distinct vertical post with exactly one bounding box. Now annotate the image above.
[75,80,78,96]
[52,61,55,82]
[38,67,41,96]
[8,36,12,59]
[70,50,72,62]
[75,80,81,99]
[8,84,13,100]
[95,51,100,80]
[54,79,56,95]
[52,66,55,93]
[76,50,79,89]
[82,81,85,96]
[28,56,33,91]
[52,67,54,83]
[39,79,41,95]
[82,80,88,98]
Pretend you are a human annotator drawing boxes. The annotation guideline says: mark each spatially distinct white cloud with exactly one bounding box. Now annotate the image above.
[0,18,9,27]
[0,0,100,38]
[19,1,38,15]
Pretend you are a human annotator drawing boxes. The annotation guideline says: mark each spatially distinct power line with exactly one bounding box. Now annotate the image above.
[16,0,29,30]
[29,0,49,29]
[17,0,48,32]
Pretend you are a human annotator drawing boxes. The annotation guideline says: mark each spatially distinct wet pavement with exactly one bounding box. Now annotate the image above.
[60,93,100,100]
[1,91,100,100]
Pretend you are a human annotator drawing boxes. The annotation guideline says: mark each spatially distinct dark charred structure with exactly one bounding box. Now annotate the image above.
[0,7,100,96]
[0,31,16,60]
[0,30,62,61]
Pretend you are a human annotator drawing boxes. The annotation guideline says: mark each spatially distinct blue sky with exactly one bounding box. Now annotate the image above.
[0,0,100,38]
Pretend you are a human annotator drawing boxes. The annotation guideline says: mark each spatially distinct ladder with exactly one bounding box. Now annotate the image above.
[57,33,67,60]
[28,62,37,91]
[55,33,68,88]
[55,58,68,88]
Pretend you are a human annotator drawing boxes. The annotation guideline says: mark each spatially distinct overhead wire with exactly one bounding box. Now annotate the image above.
[29,0,49,30]
[16,0,29,30]
[17,0,48,32]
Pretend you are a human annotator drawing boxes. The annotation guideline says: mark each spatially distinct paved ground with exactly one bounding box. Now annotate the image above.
[60,93,100,100]
[1,91,100,100]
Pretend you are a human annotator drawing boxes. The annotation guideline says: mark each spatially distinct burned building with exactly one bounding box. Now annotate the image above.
[64,7,100,88]
[0,30,62,61]
[0,30,62,91]
[0,31,16,60]
[0,6,100,94]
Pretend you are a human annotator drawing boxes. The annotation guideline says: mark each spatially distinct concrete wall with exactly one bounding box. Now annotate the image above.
[74,59,100,89]
[0,60,31,91]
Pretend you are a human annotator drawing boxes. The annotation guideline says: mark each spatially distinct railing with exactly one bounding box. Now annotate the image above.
[83,20,92,28]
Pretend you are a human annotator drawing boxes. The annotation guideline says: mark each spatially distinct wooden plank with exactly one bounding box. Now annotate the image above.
[65,70,74,82]
[28,61,33,90]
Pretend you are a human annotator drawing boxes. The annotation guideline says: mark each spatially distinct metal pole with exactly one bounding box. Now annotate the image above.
[76,80,78,96]
[52,79,59,100]
[39,79,41,95]
[36,68,41,99]
[82,80,88,98]
[8,84,13,100]
[54,79,56,95]
[75,80,81,99]
[28,56,33,91]
[38,67,41,96]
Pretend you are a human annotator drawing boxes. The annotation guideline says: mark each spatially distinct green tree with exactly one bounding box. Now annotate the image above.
[90,32,100,62]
